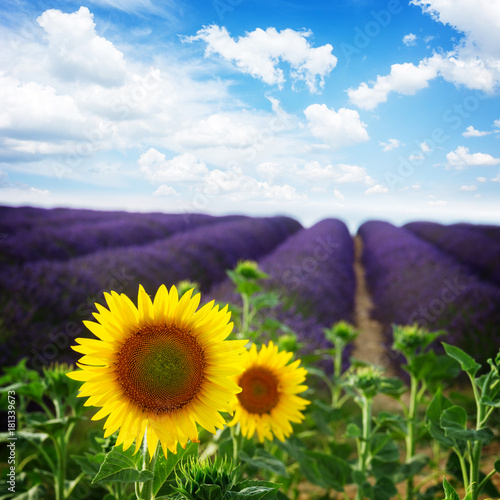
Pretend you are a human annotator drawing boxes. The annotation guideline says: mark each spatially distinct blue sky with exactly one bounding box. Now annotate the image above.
[1,0,499,230]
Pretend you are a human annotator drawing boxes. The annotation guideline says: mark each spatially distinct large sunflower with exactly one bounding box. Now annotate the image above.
[229,341,309,442]
[67,285,247,458]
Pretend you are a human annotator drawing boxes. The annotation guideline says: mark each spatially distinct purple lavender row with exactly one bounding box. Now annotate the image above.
[359,220,500,364]
[210,218,356,360]
[0,206,128,234]
[0,215,301,368]
[0,207,241,268]
[404,221,500,287]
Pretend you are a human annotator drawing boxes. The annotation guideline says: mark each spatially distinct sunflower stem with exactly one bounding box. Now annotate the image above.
[140,434,159,500]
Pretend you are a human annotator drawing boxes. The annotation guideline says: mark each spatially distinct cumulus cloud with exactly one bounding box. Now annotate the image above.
[365,184,389,194]
[0,76,86,139]
[445,146,500,169]
[463,125,491,137]
[410,0,500,57]
[333,189,345,201]
[304,104,369,149]
[298,161,375,185]
[185,25,337,93]
[349,1,500,110]
[428,199,447,206]
[379,138,403,151]
[153,185,179,196]
[203,165,304,201]
[139,149,208,183]
[37,7,127,86]
[403,33,417,46]
[459,185,477,191]
[347,60,438,110]
[492,173,500,182]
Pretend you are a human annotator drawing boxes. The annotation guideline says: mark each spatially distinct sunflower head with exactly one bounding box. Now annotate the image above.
[229,341,309,443]
[67,285,248,459]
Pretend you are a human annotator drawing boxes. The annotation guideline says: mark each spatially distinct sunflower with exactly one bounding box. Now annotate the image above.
[229,341,309,442]
[67,285,247,458]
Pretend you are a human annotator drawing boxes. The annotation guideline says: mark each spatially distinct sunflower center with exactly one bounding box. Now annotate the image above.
[116,324,205,414]
[237,367,279,414]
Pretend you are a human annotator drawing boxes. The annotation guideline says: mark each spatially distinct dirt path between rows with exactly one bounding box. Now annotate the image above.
[351,235,396,377]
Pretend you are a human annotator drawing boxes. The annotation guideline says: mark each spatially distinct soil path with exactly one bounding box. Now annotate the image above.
[351,235,395,375]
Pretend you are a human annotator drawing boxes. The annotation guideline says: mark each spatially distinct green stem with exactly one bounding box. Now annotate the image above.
[477,467,497,492]
[454,447,469,492]
[332,341,344,408]
[230,425,241,463]
[406,374,418,500]
[140,437,159,500]
[241,293,250,334]
[356,396,372,500]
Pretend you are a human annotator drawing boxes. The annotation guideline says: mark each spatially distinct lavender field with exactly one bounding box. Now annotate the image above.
[1,206,499,371]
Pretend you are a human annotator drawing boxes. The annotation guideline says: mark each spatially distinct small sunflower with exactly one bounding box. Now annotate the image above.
[67,285,247,458]
[229,341,309,442]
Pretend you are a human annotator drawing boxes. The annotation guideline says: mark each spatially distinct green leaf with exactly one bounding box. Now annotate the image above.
[301,451,351,490]
[153,442,198,495]
[426,391,457,449]
[196,484,223,500]
[441,406,494,445]
[443,343,481,376]
[442,477,460,500]
[378,377,406,397]
[71,452,107,476]
[371,434,400,462]
[92,444,154,484]
[239,449,288,478]
[230,480,281,500]
[345,423,362,439]
[495,460,500,473]
[373,476,397,500]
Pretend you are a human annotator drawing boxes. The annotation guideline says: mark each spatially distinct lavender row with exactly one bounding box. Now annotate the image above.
[210,218,356,362]
[0,215,301,368]
[404,221,500,287]
[359,220,500,364]
[0,207,239,268]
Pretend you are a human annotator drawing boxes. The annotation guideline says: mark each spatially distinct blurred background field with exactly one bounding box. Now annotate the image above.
[1,205,499,375]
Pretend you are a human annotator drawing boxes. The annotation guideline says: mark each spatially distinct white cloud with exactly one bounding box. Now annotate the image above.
[298,161,375,185]
[0,76,86,139]
[410,0,500,58]
[409,154,424,161]
[365,184,389,194]
[428,199,447,206]
[29,187,50,196]
[203,165,304,201]
[493,119,500,129]
[186,25,337,93]
[347,60,438,110]
[257,162,285,183]
[349,0,500,110]
[304,104,369,149]
[459,185,477,191]
[477,176,487,182]
[403,33,417,46]
[37,7,127,86]
[153,185,179,196]
[463,125,491,137]
[445,146,500,169]
[420,142,431,153]
[139,149,208,183]
[492,173,500,182]
[333,189,344,201]
[174,113,256,149]
[379,138,403,151]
